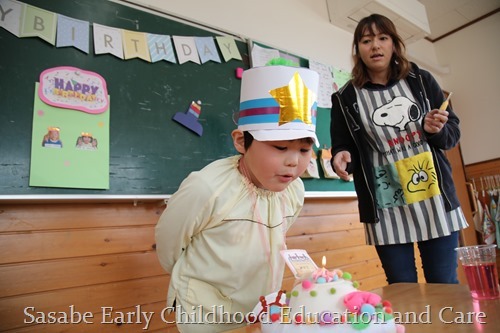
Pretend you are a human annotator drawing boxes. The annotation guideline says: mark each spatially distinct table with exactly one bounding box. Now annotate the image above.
[226,283,500,333]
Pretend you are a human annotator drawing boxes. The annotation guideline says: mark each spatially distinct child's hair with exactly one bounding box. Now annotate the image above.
[242,131,314,150]
[351,14,411,88]
[243,131,254,150]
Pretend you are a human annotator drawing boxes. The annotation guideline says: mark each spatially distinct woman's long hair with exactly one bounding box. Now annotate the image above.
[351,14,411,88]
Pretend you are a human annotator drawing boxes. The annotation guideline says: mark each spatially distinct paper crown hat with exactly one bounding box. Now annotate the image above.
[172,101,203,136]
[237,66,320,147]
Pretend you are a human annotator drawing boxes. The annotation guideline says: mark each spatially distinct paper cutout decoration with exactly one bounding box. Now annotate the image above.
[56,14,90,54]
[280,249,318,279]
[195,36,221,64]
[20,3,57,45]
[1,1,243,65]
[38,66,109,114]
[172,101,203,136]
[250,43,280,67]
[320,147,340,179]
[333,68,352,92]
[0,0,23,37]
[216,36,242,62]
[122,29,151,62]
[30,81,110,190]
[309,60,335,109]
[42,126,63,148]
[93,23,124,59]
[301,150,320,179]
[173,36,200,64]
[147,33,176,63]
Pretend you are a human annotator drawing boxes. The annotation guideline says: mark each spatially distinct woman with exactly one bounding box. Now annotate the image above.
[330,14,468,284]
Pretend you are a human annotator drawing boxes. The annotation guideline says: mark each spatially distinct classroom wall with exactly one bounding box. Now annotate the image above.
[124,0,500,165]
[434,12,500,165]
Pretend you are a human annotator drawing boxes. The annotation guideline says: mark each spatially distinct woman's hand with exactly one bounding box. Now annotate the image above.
[424,109,449,134]
[333,150,352,181]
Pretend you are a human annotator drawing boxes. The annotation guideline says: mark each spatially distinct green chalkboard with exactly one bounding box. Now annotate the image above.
[0,0,249,196]
[249,41,355,194]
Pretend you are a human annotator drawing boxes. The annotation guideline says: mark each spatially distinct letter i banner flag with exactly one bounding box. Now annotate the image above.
[56,14,90,54]
[29,67,110,189]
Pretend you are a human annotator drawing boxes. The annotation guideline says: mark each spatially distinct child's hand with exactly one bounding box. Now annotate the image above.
[424,109,448,134]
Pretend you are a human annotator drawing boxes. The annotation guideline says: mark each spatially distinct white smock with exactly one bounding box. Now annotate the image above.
[155,155,304,332]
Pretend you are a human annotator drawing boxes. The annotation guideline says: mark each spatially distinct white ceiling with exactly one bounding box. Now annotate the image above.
[419,0,500,42]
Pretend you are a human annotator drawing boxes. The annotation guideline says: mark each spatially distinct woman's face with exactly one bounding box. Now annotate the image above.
[357,24,394,79]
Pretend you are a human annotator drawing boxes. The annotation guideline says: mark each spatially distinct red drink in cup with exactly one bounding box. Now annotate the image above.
[456,244,500,300]
[462,262,500,300]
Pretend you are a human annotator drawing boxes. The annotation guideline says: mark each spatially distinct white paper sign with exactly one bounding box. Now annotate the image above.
[280,249,318,279]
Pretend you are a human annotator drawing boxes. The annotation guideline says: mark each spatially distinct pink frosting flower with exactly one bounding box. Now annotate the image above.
[344,291,382,314]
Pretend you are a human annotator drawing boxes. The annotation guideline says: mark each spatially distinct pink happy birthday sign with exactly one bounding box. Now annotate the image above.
[38,66,109,114]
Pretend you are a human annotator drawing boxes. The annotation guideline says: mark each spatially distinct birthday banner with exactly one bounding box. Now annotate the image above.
[0,0,243,64]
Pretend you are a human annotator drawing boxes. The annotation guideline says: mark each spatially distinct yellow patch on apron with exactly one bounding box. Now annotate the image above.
[394,151,440,205]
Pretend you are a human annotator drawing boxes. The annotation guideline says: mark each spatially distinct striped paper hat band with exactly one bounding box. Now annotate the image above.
[238,98,317,125]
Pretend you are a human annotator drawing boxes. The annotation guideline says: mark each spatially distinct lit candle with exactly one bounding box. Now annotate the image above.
[312,256,331,283]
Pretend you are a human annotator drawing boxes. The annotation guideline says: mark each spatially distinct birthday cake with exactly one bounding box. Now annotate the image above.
[251,268,405,333]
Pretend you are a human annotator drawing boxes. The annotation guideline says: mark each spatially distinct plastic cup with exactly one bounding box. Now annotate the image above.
[455,244,500,300]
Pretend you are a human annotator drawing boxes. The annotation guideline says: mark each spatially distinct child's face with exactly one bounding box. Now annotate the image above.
[242,139,313,192]
[49,130,59,141]
[82,136,91,143]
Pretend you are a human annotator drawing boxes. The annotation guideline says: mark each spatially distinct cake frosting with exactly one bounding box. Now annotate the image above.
[251,268,405,333]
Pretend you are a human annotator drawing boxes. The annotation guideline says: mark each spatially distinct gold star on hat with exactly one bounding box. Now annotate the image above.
[269,72,316,126]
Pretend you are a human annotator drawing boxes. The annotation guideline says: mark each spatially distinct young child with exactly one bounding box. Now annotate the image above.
[42,127,63,148]
[155,65,319,332]
[76,132,97,150]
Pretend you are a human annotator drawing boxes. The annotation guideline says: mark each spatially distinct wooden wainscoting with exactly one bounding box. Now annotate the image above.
[0,202,176,333]
[465,158,500,181]
[284,197,388,292]
[0,197,421,332]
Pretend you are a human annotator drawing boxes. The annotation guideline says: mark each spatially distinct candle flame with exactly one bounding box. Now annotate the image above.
[322,256,326,267]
